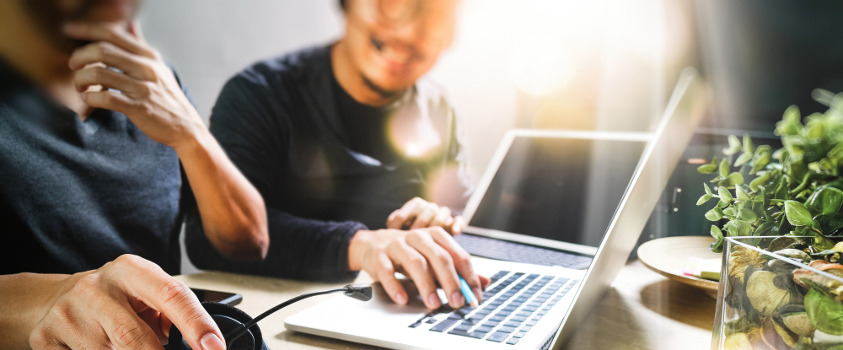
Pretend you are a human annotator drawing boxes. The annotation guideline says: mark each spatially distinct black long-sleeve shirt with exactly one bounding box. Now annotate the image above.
[185,45,471,281]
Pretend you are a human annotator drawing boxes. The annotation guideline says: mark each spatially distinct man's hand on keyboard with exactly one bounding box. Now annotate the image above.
[386,197,466,235]
[348,226,489,309]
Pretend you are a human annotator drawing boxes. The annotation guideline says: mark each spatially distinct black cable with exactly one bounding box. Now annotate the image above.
[223,285,371,344]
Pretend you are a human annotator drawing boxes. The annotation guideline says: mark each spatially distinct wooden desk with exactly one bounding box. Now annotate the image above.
[176,260,716,350]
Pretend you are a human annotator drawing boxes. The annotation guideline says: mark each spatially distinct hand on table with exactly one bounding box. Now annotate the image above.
[386,197,466,235]
[29,255,224,350]
[348,226,489,310]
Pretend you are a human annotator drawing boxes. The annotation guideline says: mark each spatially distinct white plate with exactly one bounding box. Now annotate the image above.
[637,236,722,298]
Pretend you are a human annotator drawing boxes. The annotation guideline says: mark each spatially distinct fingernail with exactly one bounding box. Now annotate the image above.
[427,293,441,309]
[394,292,407,305]
[200,333,225,350]
[450,292,465,308]
[473,287,482,300]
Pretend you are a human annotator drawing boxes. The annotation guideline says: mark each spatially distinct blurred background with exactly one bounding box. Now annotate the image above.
[137,0,843,268]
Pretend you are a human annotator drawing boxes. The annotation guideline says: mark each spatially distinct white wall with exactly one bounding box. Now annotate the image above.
[139,0,523,185]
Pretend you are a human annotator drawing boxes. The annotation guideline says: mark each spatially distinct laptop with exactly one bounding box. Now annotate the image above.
[284,68,707,349]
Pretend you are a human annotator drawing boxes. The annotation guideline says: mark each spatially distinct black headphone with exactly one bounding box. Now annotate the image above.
[165,284,373,350]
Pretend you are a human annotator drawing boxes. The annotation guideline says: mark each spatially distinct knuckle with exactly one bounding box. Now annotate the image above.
[140,63,158,81]
[28,326,51,349]
[114,254,144,268]
[405,230,422,240]
[377,266,396,281]
[105,27,121,42]
[159,279,192,307]
[112,318,146,348]
[74,273,102,295]
[434,251,454,267]
[406,255,427,271]
[89,68,106,82]
[428,226,447,237]
[49,300,74,324]
[137,82,154,97]
[94,42,112,59]
[455,250,471,267]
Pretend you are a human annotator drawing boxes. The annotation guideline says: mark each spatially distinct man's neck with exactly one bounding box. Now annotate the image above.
[331,40,404,108]
[0,1,89,117]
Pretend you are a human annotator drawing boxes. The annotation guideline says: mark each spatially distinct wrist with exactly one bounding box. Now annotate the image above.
[348,229,376,271]
[170,121,213,158]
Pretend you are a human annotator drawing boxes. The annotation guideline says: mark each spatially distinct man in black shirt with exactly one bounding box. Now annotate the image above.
[0,0,268,348]
[187,0,488,311]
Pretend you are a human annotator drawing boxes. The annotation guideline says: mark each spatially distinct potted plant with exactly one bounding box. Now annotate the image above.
[701,90,843,349]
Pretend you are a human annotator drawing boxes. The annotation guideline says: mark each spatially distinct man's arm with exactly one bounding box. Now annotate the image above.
[0,255,225,350]
[64,22,268,262]
[185,70,364,280]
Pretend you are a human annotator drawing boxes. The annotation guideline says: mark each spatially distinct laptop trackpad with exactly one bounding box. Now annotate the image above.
[371,277,446,310]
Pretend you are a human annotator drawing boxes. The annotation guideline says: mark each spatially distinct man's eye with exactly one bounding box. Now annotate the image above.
[370,36,384,51]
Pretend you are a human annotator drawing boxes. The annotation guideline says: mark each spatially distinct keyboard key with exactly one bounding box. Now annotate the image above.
[497,326,517,334]
[487,331,510,343]
[482,321,499,329]
[453,324,472,332]
[475,325,494,334]
[430,318,458,332]
[506,337,521,345]
[448,329,483,339]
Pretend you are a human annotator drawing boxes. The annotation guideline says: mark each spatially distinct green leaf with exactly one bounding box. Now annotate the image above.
[718,187,733,203]
[754,221,773,236]
[697,163,717,174]
[696,193,713,206]
[805,288,843,335]
[750,145,772,174]
[735,152,752,167]
[719,158,730,178]
[738,207,758,222]
[710,226,724,252]
[719,173,745,188]
[724,135,742,155]
[723,206,737,217]
[815,234,835,250]
[735,185,750,201]
[742,134,754,154]
[775,105,801,136]
[724,220,753,236]
[808,187,843,217]
[705,207,724,221]
[704,183,712,195]
[749,171,774,192]
[785,200,814,226]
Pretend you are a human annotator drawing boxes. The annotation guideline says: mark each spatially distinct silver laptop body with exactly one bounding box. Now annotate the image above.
[285,68,706,349]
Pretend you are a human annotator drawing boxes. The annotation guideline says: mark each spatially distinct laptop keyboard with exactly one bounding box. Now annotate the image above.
[408,270,579,345]
[455,234,593,269]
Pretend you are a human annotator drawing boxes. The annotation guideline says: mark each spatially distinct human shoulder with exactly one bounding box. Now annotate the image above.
[227,45,332,92]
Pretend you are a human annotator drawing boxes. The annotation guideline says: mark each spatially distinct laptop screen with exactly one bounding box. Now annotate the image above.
[468,134,646,247]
